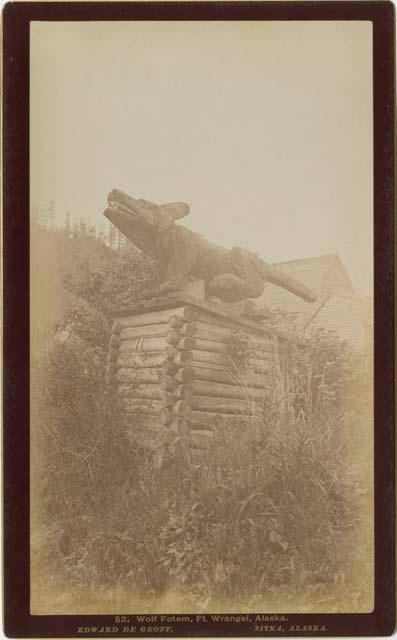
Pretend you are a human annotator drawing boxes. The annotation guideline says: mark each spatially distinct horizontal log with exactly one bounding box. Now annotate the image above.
[182,305,275,337]
[172,399,192,417]
[180,322,275,354]
[160,375,192,390]
[191,349,229,366]
[116,368,160,384]
[161,360,179,376]
[159,387,192,405]
[174,385,193,400]
[191,349,268,368]
[160,375,179,392]
[159,389,179,406]
[159,400,192,424]
[117,345,272,369]
[192,365,269,388]
[167,330,183,346]
[191,396,262,415]
[178,337,196,350]
[182,306,249,331]
[119,383,160,400]
[188,334,275,357]
[123,399,162,414]
[188,411,262,429]
[190,428,214,439]
[191,352,270,371]
[173,366,195,383]
[167,327,196,344]
[192,380,268,401]
[117,309,177,328]
[191,360,225,372]
[192,338,226,354]
[190,350,272,369]
[189,421,212,432]
[176,322,198,337]
[119,336,168,352]
[179,321,228,340]
[161,352,272,374]
[117,353,165,368]
[192,357,272,371]
[166,347,193,365]
[119,324,168,340]
[168,314,185,329]
[160,365,195,383]
[166,334,196,350]
[192,365,237,385]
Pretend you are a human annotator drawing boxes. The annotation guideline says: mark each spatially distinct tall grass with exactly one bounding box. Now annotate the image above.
[31,329,373,614]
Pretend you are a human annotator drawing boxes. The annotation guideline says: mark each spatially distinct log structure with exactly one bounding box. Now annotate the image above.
[107,294,302,449]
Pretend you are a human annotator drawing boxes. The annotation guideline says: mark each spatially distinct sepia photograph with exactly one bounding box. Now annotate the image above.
[27,17,379,618]
[2,1,395,634]
[28,18,377,617]
[3,0,396,634]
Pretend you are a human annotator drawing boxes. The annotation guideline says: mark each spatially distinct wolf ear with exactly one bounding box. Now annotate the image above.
[161,202,190,221]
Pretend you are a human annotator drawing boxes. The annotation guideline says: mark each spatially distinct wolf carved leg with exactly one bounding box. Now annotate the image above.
[207,273,264,302]
[207,247,265,303]
[158,235,199,295]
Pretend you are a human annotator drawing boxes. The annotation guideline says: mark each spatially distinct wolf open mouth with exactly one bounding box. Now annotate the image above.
[104,188,189,232]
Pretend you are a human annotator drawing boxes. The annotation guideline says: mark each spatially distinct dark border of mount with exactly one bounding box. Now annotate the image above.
[3,2,395,637]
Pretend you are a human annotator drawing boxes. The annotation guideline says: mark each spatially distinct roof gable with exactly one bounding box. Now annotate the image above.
[259,253,356,310]
[322,255,355,295]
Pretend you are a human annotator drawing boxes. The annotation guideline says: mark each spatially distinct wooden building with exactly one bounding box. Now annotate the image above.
[107,293,303,450]
[259,254,373,349]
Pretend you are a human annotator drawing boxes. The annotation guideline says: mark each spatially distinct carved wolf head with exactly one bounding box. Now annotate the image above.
[104,189,189,259]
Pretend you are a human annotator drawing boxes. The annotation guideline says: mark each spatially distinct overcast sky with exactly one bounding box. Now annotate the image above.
[30,20,373,295]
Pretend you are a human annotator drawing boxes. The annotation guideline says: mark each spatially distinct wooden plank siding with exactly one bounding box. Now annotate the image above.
[258,254,372,349]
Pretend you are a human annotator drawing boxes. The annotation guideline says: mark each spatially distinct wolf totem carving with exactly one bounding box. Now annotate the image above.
[104,189,316,311]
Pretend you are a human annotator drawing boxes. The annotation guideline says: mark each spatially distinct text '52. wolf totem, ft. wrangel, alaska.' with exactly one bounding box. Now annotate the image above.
[76,614,328,634]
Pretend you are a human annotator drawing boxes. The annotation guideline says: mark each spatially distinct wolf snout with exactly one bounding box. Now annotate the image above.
[107,188,124,204]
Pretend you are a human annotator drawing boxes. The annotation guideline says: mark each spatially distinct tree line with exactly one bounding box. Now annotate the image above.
[32,201,127,250]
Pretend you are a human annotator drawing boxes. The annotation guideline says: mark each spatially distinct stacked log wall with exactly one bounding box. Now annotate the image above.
[107,300,292,449]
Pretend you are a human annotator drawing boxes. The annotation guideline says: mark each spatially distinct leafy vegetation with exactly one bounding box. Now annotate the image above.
[31,218,373,614]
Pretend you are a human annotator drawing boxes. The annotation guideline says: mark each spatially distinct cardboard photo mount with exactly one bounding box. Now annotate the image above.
[3,2,395,637]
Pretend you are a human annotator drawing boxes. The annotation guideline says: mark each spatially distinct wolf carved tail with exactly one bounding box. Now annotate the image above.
[266,265,317,302]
